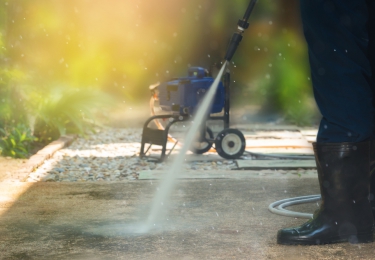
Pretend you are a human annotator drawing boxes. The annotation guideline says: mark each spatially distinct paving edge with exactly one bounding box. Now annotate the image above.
[15,135,77,182]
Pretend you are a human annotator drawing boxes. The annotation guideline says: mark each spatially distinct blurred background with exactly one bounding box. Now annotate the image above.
[0,0,320,157]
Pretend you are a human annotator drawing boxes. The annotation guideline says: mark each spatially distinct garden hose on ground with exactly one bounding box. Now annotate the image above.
[268,195,321,219]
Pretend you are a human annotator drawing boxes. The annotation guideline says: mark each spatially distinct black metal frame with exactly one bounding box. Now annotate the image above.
[139,72,231,161]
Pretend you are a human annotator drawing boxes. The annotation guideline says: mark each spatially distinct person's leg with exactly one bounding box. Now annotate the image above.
[277,0,374,245]
[366,0,375,214]
[368,0,375,109]
[303,0,374,142]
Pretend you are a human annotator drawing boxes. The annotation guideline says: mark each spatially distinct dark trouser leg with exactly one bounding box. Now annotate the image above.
[365,0,375,214]
[369,0,375,117]
[301,0,374,143]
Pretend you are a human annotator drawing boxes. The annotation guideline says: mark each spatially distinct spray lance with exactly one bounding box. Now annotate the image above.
[224,0,258,61]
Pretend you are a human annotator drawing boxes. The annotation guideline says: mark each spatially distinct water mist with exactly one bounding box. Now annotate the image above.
[138,61,228,233]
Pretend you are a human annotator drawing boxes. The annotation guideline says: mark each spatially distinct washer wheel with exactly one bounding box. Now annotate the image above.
[191,127,214,154]
[215,128,246,159]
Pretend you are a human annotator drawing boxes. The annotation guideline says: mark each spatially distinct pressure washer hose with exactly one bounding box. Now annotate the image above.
[268,195,321,219]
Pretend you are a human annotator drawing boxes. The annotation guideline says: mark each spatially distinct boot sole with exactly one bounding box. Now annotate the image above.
[277,232,373,245]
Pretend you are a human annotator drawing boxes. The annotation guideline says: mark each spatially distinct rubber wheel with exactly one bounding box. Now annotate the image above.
[191,127,214,154]
[215,128,246,159]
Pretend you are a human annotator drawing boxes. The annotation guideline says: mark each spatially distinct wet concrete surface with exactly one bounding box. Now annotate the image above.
[1,177,375,259]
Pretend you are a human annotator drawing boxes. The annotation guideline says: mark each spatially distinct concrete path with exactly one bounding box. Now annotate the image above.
[1,176,374,260]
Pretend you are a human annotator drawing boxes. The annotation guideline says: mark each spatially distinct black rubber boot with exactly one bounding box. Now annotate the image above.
[277,142,374,245]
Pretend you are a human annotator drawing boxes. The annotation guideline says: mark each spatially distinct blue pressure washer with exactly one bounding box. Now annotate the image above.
[140,0,257,161]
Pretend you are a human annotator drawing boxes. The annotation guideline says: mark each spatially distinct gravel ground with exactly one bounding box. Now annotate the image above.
[27,127,238,182]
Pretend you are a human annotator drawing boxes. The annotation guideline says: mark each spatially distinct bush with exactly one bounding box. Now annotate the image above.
[31,87,112,143]
[0,124,36,158]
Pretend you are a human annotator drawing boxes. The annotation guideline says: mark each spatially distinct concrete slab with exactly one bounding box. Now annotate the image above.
[236,160,316,170]
[138,170,317,180]
[0,178,374,259]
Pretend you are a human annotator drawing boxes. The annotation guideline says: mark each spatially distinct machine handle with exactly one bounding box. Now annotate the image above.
[188,67,208,78]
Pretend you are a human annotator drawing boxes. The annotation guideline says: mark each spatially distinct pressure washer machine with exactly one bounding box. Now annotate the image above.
[140,0,258,161]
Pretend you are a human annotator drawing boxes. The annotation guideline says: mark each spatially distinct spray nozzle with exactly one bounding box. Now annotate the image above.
[224,32,243,61]
[224,0,257,61]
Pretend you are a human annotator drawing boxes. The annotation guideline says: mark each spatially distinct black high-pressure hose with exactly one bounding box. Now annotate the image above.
[224,0,314,160]
[224,0,258,61]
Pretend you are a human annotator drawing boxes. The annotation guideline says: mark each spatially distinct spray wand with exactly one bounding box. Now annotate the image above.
[224,0,258,61]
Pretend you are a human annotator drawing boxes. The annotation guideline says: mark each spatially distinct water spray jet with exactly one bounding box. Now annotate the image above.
[138,0,258,233]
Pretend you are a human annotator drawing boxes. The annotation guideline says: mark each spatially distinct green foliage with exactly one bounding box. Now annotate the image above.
[254,30,319,125]
[31,87,112,143]
[0,124,36,158]
[0,69,28,126]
